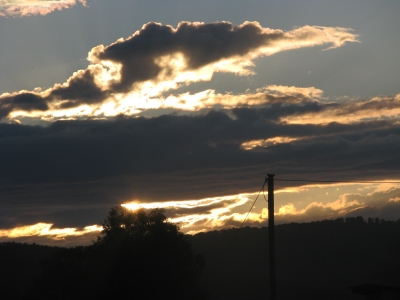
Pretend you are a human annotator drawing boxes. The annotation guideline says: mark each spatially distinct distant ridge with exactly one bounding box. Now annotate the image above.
[1,216,399,300]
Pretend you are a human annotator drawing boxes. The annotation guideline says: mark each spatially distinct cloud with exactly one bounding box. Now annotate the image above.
[7,84,400,129]
[0,0,86,17]
[1,107,400,224]
[2,20,400,243]
[2,181,400,243]
[89,22,357,91]
[150,85,323,113]
[123,193,254,233]
[0,21,358,120]
[0,228,100,247]
[241,136,301,150]
[104,182,400,234]
[280,94,400,124]
[185,182,400,232]
[0,222,101,239]
[272,184,400,224]
[273,196,362,223]
[0,222,101,246]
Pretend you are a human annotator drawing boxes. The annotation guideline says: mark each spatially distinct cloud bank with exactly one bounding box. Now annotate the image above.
[1,106,400,237]
[3,181,399,246]
[0,0,86,17]
[0,21,358,120]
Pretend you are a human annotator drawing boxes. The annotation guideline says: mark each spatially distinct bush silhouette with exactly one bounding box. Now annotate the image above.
[31,207,208,300]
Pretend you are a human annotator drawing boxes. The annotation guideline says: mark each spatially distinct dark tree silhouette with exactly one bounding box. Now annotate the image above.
[30,207,208,300]
[94,206,208,300]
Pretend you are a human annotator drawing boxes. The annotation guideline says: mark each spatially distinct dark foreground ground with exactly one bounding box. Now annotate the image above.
[187,217,400,300]
[1,217,399,299]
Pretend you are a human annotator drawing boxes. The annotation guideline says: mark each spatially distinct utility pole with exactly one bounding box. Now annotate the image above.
[267,174,276,300]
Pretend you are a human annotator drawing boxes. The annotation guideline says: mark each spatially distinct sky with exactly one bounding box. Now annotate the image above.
[1,0,400,246]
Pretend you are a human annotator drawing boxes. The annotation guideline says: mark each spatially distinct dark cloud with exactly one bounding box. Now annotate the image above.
[94,21,276,92]
[0,68,104,118]
[3,21,283,118]
[0,92,48,119]
[1,108,400,228]
[336,97,400,115]
[1,111,399,187]
[231,102,327,122]
[50,68,107,109]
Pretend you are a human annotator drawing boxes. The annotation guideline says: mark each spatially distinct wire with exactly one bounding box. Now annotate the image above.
[263,179,268,202]
[210,179,267,272]
[275,179,400,184]
[208,176,400,274]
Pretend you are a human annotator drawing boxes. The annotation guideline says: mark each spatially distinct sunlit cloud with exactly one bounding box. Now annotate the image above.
[281,94,400,125]
[241,136,301,150]
[0,0,86,17]
[275,195,362,218]
[1,21,358,121]
[0,223,102,240]
[110,84,324,116]
[260,85,324,100]
[273,182,400,224]
[123,193,260,233]
[124,181,400,234]
[2,181,400,244]
[366,183,399,195]
[3,84,327,122]
[123,197,228,211]
[11,85,400,128]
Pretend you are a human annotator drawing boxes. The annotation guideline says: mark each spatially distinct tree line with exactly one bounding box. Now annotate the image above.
[1,207,209,300]
[1,214,400,300]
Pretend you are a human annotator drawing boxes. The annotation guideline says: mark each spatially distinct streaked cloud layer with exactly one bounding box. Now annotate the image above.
[2,181,400,246]
[0,223,101,239]
[0,0,86,17]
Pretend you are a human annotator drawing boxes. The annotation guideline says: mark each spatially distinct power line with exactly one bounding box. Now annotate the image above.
[210,179,267,272]
[207,176,400,279]
[263,179,268,202]
[275,179,400,184]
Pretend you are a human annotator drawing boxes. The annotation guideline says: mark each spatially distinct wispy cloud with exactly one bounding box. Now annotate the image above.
[0,0,86,17]
[280,94,400,124]
[2,182,400,244]
[194,183,400,232]
[121,182,400,234]
[123,193,255,234]
[241,136,302,150]
[0,222,101,240]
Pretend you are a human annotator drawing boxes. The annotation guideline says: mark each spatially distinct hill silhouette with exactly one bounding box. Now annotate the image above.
[0,242,59,300]
[187,217,400,299]
[1,216,399,299]
[28,207,208,300]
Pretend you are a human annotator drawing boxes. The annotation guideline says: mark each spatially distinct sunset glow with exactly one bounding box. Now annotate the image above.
[0,223,102,240]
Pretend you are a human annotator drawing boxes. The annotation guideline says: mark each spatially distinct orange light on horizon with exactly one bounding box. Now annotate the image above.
[0,223,102,240]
